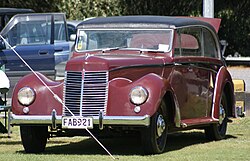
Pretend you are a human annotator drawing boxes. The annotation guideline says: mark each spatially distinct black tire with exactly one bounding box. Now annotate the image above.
[142,101,168,154]
[20,126,48,153]
[205,92,228,140]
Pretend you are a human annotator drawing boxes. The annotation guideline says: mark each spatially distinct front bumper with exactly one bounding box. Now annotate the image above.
[10,113,151,127]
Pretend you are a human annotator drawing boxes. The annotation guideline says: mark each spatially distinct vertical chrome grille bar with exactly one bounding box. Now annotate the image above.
[79,71,84,116]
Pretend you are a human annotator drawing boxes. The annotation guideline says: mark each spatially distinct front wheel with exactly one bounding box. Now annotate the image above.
[205,92,228,140]
[20,126,48,153]
[141,101,168,154]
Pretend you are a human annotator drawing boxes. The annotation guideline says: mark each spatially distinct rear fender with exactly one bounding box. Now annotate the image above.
[212,66,235,119]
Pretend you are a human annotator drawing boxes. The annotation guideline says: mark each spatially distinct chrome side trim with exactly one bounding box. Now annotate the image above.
[10,114,150,126]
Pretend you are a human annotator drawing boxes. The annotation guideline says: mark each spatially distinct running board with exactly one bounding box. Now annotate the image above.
[180,117,217,128]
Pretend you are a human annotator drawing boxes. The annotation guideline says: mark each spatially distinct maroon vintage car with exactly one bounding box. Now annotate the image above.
[10,16,235,154]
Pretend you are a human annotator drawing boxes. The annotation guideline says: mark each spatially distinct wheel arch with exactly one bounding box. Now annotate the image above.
[223,82,235,117]
[212,66,235,119]
[162,90,181,128]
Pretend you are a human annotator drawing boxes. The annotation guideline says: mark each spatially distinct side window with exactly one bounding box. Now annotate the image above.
[175,27,218,58]
[0,16,3,31]
[5,24,18,46]
[54,15,67,42]
[4,15,52,47]
[203,28,218,58]
[175,27,202,57]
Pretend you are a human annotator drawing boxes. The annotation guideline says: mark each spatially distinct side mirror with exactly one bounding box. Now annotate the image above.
[0,39,7,67]
[0,40,6,51]
[220,40,228,57]
[70,34,76,41]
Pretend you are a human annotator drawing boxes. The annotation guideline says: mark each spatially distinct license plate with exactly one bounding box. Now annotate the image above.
[62,117,93,129]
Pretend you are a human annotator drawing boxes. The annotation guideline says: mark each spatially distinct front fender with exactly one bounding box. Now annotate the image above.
[107,73,170,116]
[12,72,63,115]
[212,66,234,119]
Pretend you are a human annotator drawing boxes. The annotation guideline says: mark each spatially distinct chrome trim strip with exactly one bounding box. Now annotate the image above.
[10,114,150,126]
[212,66,222,121]
[79,71,84,116]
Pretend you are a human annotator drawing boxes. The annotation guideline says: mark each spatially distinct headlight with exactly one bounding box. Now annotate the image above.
[17,87,35,106]
[130,86,148,105]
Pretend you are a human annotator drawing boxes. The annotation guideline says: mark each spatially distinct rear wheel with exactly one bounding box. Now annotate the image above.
[205,92,228,140]
[20,126,48,153]
[142,101,168,154]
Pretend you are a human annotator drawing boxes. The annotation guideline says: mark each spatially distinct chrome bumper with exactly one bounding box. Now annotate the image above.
[10,114,151,127]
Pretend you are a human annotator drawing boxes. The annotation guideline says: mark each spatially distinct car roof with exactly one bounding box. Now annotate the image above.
[67,20,82,27]
[78,16,216,32]
[0,8,34,15]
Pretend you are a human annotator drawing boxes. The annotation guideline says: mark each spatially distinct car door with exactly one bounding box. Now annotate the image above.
[172,27,212,119]
[171,63,210,119]
[53,14,70,65]
[1,14,55,77]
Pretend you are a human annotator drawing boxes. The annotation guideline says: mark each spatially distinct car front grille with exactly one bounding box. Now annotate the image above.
[63,71,109,116]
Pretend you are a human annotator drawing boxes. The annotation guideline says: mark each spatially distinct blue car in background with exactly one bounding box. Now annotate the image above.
[0,13,70,97]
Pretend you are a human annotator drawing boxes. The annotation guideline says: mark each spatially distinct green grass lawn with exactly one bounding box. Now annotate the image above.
[0,117,250,161]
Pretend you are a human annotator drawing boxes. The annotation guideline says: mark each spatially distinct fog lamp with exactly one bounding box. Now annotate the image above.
[23,107,30,114]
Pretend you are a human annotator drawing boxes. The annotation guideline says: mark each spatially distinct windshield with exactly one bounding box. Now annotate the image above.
[76,29,173,52]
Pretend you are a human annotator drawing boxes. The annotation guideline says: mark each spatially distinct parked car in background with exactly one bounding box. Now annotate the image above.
[0,13,70,97]
[67,21,81,42]
[55,20,82,80]
[0,8,34,31]
[10,16,235,154]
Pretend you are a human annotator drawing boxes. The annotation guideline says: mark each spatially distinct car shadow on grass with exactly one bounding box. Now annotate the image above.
[165,131,236,152]
[16,130,237,156]
[45,136,144,155]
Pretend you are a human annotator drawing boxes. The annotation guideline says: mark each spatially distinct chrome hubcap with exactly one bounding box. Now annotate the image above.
[219,104,225,124]
[156,114,166,137]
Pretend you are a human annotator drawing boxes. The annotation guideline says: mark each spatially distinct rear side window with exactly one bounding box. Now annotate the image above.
[174,27,218,58]
[54,14,67,42]
[203,28,217,57]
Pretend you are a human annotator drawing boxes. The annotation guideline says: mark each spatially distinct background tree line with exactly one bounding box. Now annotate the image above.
[1,0,249,56]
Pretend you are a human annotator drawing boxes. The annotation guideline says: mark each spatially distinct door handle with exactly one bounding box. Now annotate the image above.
[55,48,63,52]
[188,67,193,72]
[38,51,48,55]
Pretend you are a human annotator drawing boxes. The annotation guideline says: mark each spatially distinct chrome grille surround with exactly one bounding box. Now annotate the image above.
[63,71,109,116]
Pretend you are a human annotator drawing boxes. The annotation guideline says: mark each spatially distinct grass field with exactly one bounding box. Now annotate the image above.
[0,117,250,161]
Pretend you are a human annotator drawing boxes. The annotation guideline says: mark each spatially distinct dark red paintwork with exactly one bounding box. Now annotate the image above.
[11,16,235,130]
[12,73,63,115]
[11,52,235,124]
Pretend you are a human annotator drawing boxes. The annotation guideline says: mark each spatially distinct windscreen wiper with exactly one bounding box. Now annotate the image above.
[102,47,127,53]
[139,48,166,53]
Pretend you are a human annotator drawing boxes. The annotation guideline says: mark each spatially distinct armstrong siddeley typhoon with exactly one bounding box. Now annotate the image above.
[10,16,235,154]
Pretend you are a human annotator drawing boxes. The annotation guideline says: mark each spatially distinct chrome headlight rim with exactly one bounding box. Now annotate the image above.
[130,86,148,105]
[17,86,36,106]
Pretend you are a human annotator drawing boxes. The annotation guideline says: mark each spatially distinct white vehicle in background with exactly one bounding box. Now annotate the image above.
[0,63,10,136]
